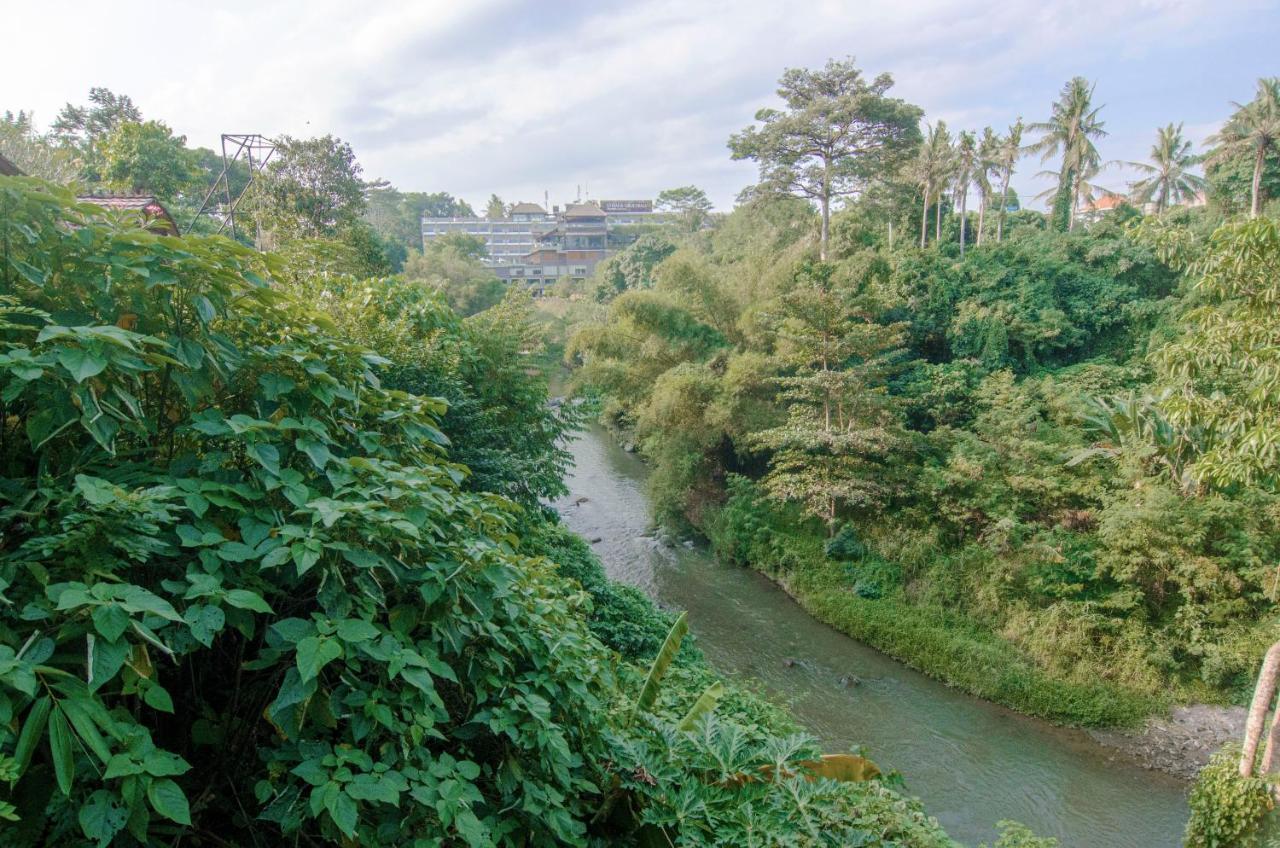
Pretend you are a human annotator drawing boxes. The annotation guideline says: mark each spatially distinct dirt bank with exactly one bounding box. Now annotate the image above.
[1089,704,1245,780]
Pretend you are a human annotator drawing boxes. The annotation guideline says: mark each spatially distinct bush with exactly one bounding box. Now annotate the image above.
[1185,747,1275,848]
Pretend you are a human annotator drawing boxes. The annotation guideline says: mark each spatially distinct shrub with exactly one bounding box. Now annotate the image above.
[1185,747,1275,848]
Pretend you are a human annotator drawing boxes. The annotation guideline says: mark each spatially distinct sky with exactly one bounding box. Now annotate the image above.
[4,1,1279,212]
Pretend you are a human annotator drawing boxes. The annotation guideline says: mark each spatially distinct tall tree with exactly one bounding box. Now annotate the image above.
[953,131,976,257]
[975,127,1000,247]
[1208,77,1280,218]
[1126,123,1207,214]
[729,58,922,260]
[914,121,953,248]
[485,194,506,220]
[100,120,196,201]
[655,185,714,232]
[995,119,1024,242]
[1029,78,1107,231]
[748,262,907,533]
[50,87,142,182]
[257,134,366,238]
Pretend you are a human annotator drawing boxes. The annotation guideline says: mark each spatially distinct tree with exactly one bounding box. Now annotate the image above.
[748,262,907,532]
[655,185,713,232]
[1208,78,1280,218]
[1126,123,1206,214]
[953,131,977,256]
[975,127,1000,246]
[50,87,142,182]
[914,121,953,247]
[485,193,506,219]
[100,120,195,201]
[729,58,922,260]
[1029,78,1107,231]
[0,110,80,182]
[995,119,1024,242]
[1155,217,1280,489]
[256,134,366,238]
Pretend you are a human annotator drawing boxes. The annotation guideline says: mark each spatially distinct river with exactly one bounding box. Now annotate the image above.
[553,424,1189,847]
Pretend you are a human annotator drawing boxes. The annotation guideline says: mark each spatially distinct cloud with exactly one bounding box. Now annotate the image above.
[4,0,1275,210]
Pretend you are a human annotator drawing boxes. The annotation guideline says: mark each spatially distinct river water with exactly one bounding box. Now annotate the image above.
[553,424,1189,847]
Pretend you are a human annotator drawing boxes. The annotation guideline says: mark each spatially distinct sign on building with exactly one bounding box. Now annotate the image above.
[601,200,653,214]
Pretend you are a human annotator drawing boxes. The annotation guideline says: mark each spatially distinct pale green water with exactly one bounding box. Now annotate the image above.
[555,424,1189,847]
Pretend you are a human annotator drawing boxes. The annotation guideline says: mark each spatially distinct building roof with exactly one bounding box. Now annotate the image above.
[1083,193,1126,213]
[78,193,180,236]
[0,153,23,176]
[509,202,547,215]
[563,202,606,219]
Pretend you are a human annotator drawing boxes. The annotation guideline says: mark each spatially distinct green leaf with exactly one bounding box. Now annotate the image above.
[296,636,343,683]
[143,682,175,713]
[57,346,108,382]
[92,604,130,643]
[296,437,333,469]
[89,637,130,692]
[677,681,725,731]
[14,697,52,776]
[79,789,128,848]
[247,442,281,475]
[142,749,191,777]
[335,618,379,643]
[118,586,182,622]
[49,706,75,795]
[327,785,358,836]
[147,777,192,825]
[60,697,112,763]
[635,612,687,715]
[224,589,273,614]
[185,604,225,647]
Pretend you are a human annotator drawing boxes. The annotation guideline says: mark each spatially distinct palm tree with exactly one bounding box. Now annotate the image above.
[975,127,1000,246]
[1028,78,1107,231]
[1208,77,1280,217]
[953,131,976,256]
[915,121,953,247]
[1127,123,1207,214]
[995,118,1024,242]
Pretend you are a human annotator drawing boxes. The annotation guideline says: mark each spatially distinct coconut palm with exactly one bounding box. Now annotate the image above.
[914,121,954,247]
[953,131,976,256]
[1028,77,1107,231]
[995,118,1024,242]
[1208,77,1280,217]
[1127,123,1207,214]
[975,127,1000,246]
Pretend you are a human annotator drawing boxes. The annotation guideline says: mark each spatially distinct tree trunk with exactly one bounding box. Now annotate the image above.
[1252,147,1265,218]
[820,159,831,260]
[1068,172,1080,232]
[958,187,968,258]
[935,197,941,243]
[1241,641,1280,777]
[977,192,986,248]
[997,167,1012,242]
[920,189,929,248]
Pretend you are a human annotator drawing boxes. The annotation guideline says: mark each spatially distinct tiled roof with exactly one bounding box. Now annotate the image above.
[563,202,606,218]
[509,202,547,214]
[78,193,180,235]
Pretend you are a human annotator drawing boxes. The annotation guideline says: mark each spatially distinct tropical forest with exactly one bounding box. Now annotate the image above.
[3,8,1280,848]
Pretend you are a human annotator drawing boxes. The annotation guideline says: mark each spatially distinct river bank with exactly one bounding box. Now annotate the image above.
[558,423,1190,847]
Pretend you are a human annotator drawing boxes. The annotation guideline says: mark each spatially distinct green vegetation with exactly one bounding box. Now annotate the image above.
[566,61,1280,731]
[0,176,956,845]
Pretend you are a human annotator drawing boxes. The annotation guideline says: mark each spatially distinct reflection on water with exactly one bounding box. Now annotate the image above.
[554,425,1188,847]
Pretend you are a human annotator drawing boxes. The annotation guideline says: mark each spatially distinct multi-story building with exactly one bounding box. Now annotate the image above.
[422,197,668,287]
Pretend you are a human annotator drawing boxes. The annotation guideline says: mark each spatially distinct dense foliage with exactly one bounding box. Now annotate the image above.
[566,183,1280,722]
[0,178,956,846]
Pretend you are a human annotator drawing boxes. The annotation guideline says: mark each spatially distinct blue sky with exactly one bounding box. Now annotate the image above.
[5,1,1278,211]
